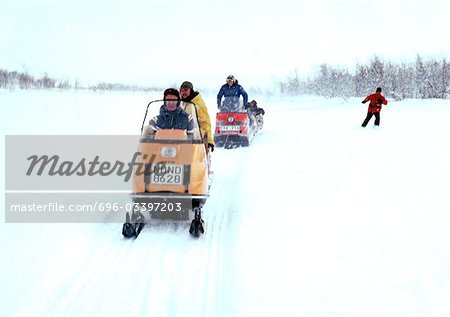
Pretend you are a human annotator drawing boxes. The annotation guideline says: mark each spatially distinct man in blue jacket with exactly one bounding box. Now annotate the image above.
[149,88,194,135]
[217,75,248,112]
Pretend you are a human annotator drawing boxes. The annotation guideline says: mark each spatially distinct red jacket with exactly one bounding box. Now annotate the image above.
[362,92,388,113]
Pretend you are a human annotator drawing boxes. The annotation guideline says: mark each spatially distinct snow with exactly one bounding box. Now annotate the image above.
[1,89,450,316]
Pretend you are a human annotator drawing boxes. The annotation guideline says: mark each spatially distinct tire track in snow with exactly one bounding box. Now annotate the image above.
[198,147,248,316]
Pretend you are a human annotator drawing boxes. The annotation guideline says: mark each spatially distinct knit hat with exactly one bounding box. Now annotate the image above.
[180,81,194,91]
[376,87,382,92]
[163,88,180,100]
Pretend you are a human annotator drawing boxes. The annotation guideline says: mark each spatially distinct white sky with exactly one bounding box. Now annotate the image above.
[1,0,449,89]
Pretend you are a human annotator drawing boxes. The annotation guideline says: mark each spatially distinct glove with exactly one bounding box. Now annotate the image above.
[208,143,214,152]
[377,98,383,104]
[361,100,367,104]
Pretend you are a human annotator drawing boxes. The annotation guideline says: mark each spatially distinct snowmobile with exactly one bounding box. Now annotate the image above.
[214,99,258,149]
[122,100,209,238]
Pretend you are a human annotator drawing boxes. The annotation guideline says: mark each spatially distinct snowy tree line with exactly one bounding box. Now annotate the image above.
[0,69,65,90]
[2,54,449,99]
[0,69,160,92]
[278,55,450,99]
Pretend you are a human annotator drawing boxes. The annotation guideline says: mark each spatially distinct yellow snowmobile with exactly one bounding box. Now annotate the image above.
[122,100,210,238]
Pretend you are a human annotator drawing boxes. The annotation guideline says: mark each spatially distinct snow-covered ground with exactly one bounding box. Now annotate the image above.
[1,89,450,317]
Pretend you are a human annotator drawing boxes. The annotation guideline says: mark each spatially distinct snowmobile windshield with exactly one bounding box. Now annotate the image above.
[220,97,244,113]
[140,100,203,143]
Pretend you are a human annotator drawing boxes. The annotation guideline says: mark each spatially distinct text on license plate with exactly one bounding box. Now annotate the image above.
[220,125,240,132]
[150,164,184,185]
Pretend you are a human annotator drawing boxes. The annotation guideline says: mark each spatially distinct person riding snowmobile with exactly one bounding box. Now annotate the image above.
[216,75,248,112]
[180,81,214,152]
[245,100,265,130]
[245,100,265,116]
[148,88,194,135]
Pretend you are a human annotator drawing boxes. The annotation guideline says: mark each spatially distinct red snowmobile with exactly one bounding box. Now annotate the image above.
[214,100,263,148]
[214,112,255,148]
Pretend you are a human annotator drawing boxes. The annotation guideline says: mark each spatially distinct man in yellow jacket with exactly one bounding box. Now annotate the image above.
[180,81,214,152]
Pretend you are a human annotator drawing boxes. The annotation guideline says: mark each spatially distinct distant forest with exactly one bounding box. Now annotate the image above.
[1,55,449,99]
[279,55,449,100]
[0,69,160,93]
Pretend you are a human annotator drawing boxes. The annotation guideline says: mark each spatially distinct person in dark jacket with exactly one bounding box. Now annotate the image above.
[149,88,194,134]
[245,100,265,129]
[217,75,248,112]
[361,87,388,127]
[245,99,265,116]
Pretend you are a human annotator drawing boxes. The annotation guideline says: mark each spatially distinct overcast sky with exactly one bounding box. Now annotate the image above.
[1,0,449,89]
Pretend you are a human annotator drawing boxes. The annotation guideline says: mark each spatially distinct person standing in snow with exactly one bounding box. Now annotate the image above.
[179,81,214,152]
[361,87,388,127]
[217,75,248,112]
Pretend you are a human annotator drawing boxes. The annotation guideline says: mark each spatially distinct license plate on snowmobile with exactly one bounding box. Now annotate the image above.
[150,164,184,185]
[220,125,240,132]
